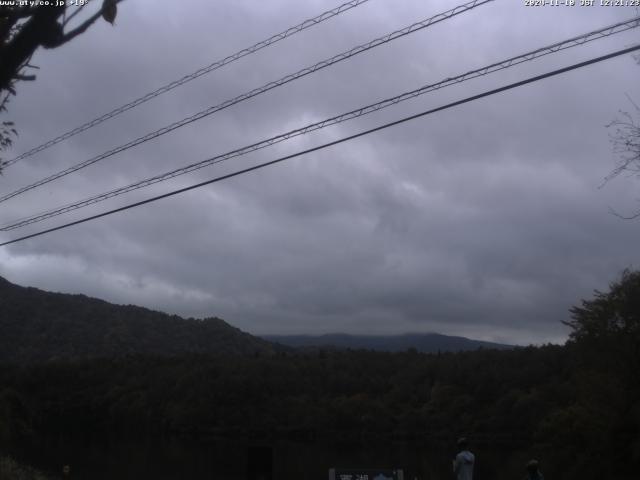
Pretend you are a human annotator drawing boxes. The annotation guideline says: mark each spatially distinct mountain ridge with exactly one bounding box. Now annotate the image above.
[0,275,276,362]
[0,275,512,362]
[262,332,513,353]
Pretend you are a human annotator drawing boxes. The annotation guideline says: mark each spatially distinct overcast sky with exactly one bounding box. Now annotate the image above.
[1,0,639,345]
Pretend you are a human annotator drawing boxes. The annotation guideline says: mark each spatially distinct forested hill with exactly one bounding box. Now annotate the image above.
[0,276,276,362]
[262,333,512,353]
[0,271,638,478]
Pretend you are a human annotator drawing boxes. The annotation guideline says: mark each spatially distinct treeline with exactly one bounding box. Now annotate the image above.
[0,342,633,479]
[0,276,277,362]
[0,346,568,442]
[0,271,638,479]
[0,456,51,480]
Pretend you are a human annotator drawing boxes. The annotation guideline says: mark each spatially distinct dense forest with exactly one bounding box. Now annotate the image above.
[0,276,503,361]
[0,276,277,362]
[0,270,638,479]
[262,333,511,353]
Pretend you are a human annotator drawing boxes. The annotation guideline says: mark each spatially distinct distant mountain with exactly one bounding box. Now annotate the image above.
[0,276,276,363]
[262,332,513,353]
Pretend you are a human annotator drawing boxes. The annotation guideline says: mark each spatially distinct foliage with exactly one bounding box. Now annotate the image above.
[0,70,18,172]
[602,53,640,219]
[0,271,639,479]
[0,387,32,445]
[0,1,122,170]
[0,456,51,480]
[546,269,640,479]
[566,269,640,343]
[0,276,277,362]
[0,347,572,468]
[606,100,640,218]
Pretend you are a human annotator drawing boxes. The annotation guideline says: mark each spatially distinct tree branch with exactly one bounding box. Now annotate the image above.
[50,0,125,48]
[608,205,640,220]
[13,73,35,81]
[0,6,65,91]
[49,9,102,47]
[0,90,11,112]
[62,4,89,28]
[1,7,38,20]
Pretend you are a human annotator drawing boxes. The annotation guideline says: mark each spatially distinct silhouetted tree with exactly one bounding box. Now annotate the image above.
[604,55,640,219]
[0,0,121,170]
[606,101,640,218]
[552,269,640,478]
[565,269,640,350]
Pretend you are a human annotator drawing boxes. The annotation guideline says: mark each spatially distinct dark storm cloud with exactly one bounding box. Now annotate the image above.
[1,0,639,345]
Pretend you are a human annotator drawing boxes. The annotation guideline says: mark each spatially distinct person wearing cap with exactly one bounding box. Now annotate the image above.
[524,459,544,480]
[453,437,475,480]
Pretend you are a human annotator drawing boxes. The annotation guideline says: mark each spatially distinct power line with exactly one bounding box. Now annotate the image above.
[2,0,374,168]
[0,0,495,205]
[3,16,638,232]
[2,43,637,248]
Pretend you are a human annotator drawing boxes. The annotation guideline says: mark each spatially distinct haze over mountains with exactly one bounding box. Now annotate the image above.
[262,333,512,353]
[0,276,511,363]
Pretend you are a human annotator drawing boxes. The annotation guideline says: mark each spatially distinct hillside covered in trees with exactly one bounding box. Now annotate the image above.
[0,270,638,479]
[262,332,512,353]
[0,276,277,362]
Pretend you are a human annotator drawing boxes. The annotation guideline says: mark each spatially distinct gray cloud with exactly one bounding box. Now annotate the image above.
[1,0,639,346]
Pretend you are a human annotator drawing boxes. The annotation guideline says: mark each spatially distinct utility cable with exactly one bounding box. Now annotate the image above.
[0,0,495,204]
[1,43,638,248]
[2,0,374,168]
[2,16,638,232]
